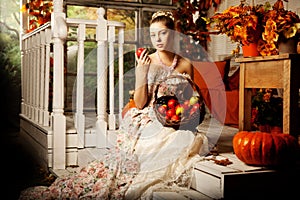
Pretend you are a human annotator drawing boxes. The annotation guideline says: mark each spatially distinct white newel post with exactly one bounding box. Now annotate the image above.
[96,7,108,148]
[75,23,86,148]
[108,26,116,130]
[51,0,67,169]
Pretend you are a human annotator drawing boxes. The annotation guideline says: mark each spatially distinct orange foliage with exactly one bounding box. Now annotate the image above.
[21,0,53,33]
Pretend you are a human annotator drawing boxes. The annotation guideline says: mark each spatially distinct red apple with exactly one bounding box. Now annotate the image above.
[182,100,190,110]
[189,109,196,116]
[158,105,167,114]
[166,108,176,118]
[165,115,170,120]
[189,106,199,116]
[136,47,145,58]
[171,114,180,121]
[167,99,177,109]
[192,103,200,110]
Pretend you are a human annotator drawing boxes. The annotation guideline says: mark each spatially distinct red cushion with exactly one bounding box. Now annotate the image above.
[224,90,239,126]
[192,60,229,90]
[227,68,240,91]
[192,60,239,126]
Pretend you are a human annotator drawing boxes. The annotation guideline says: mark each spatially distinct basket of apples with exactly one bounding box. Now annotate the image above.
[153,75,205,130]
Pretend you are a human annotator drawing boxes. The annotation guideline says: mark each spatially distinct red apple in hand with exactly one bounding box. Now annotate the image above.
[136,48,145,58]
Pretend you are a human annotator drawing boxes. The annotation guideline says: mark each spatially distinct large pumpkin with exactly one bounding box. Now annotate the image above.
[233,131,299,166]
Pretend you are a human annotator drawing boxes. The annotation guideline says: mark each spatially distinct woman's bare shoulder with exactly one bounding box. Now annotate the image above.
[177,55,193,71]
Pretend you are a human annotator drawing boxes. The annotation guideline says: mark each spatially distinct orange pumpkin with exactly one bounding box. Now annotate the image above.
[121,99,136,118]
[233,131,299,166]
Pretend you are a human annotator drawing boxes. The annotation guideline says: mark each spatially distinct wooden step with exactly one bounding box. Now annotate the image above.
[191,152,300,199]
[153,189,213,200]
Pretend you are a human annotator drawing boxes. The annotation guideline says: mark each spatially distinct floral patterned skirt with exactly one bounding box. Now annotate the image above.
[19,107,207,200]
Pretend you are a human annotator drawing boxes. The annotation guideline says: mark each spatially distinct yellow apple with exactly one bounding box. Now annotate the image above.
[189,96,199,105]
[175,105,184,115]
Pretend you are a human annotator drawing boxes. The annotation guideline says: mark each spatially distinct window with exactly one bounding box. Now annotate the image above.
[65,2,175,110]
[142,0,172,5]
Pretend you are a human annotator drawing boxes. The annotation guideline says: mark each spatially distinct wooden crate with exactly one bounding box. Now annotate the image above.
[191,153,300,199]
[236,54,300,136]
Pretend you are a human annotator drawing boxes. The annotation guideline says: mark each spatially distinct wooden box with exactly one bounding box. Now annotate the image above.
[191,153,299,199]
[236,54,300,136]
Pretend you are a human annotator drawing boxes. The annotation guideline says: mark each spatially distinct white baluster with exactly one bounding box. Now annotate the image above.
[108,26,116,130]
[35,33,41,123]
[20,39,25,115]
[96,7,108,148]
[39,30,46,125]
[75,23,86,148]
[33,34,38,122]
[29,36,34,119]
[44,28,51,126]
[27,37,31,118]
[23,38,28,116]
[118,27,124,124]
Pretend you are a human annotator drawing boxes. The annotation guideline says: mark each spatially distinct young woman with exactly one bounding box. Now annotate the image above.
[134,10,194,109]
[19,11,208,200]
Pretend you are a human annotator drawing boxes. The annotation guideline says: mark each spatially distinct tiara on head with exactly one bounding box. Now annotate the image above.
[151,10,174,21]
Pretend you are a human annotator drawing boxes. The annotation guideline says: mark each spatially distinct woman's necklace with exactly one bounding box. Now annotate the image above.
[156,51,178,70]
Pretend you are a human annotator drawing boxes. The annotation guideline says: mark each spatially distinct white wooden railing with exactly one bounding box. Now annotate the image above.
[21,24,52,127]
[21,6,125,169]
[66,10,126,148]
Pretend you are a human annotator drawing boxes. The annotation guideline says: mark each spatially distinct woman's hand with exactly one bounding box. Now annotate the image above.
[136,48,150,71]
[134,48,151,109]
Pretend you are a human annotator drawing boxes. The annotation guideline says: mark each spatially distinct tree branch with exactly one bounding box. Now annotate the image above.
[13,12,20,25]
[0,21,19,38]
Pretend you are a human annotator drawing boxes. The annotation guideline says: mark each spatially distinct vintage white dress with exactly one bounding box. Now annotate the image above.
[19,61,208,200]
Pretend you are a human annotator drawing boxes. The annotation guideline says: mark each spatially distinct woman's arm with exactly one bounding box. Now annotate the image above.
[134,49,151,109]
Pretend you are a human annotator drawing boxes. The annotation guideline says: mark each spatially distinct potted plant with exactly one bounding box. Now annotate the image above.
[210,0,300,57]
[251,88,283,133]
[172,0,224,60]
[21,0,53,33]
[257,0,300,56]
[209,1,266,57]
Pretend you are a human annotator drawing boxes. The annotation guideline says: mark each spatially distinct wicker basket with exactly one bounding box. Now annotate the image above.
[153,75,205,130]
